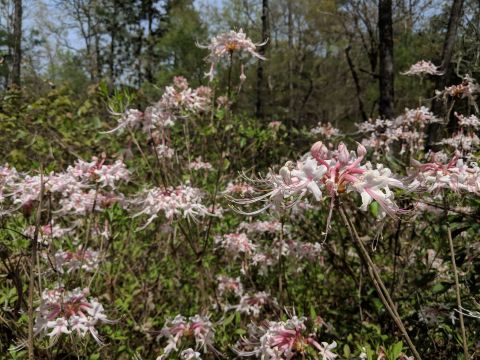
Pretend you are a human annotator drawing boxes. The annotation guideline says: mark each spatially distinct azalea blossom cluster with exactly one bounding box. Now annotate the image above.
[410,153,480,194]
[234,142,405,219]
[234,316,337,359]
[217,275,244,297]
[310,122,341,138]
[34,287,111,344]
[0,159,123,351]
[156,144,175,159]
[285,239,324,262]
[69,156,129,189]
[248,239,324,275]
[158,315,215,359]
[215,217,323,278]
[132,184,211,228]
[198,29,266,81]
[436,75,480,109]
[215,232,256,258]
[456,113,480,129]
[107,76,211,133]
[228,291,277,317]
[54,247,100,273]
[402,60,443,76]
[0,164,18,203]
[180,348,202,359]
[358,107,441,155]
[438,113,480,155]
[0,157,128,217]
[189,157,213,171]
[24,223,71,246]
[238,220,283,234]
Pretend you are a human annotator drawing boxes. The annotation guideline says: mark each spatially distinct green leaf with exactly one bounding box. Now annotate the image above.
[432,283,445,294]
[370,201,379,217]
[223,312,235,326]
[388,341,403,359]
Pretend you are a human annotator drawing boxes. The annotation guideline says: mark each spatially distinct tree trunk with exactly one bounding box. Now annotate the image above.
[287,0,294,120]
[109,28,116,82]
[145,0,155,83]
[94,32,101,81]
[345,45,368,122]
[438,0,464,86]
[427,0,464,149]
[11,0,22,87]
[108,0,120,83]
[378,0,394,119]
[255,0,269,118]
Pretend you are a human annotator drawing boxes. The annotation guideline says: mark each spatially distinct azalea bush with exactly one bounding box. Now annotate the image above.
[1,29,480,360]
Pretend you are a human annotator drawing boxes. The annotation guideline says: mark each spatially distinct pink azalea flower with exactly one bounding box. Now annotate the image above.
[159,315,215,359]
[233,142,405,219]
[34,287,111,345]
[402,60,443,76]
[234,315,337,359]
[198,29,267,81]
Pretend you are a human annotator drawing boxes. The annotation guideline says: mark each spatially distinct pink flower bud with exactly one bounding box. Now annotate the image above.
[356,143,367,158]
[338,143,349,164]
[311,141,328,161]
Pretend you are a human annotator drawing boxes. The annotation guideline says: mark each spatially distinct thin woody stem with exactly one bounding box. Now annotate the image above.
[339,205,421,360]
[28,168,45,360]
[443,191,468,358]
[446,221,469,359]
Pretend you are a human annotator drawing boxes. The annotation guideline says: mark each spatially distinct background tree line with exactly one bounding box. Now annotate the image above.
[0,0,479,129]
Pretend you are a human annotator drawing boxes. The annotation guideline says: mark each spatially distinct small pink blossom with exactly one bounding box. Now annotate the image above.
[104,108,144,133]
[268,121,282,130]
[159,314,215,359]
[34,287,111,344]
[189,157,213,171]
[132,185,212,229]
[409,154,480,194]
[234,315,337,359]
[198,29,267,81]
[311,122,341,137]
[215,233,256,257]
[238,220,282,234]
[402,60,443,76]
[54,247,100,273]
[156,144,175,159]
[229,291,276,317]
[217,275,244,297]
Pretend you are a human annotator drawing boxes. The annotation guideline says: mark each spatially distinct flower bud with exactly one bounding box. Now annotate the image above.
[338,143,349,164]
[311,141,328,161]
[279,165,292,184]
[356,142,367,158]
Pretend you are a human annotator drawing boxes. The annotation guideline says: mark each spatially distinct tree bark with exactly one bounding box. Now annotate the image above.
[427,0,464,149]
[345,45,367,122]
[287,0,294,121]
[144,0,155,83]
[438,0,464,86]
[109,23,116,82]
[255,0,269,118]
[11,0,22,87]
[378,0,394,119]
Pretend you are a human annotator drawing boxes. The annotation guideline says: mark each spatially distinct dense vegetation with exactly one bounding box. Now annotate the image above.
[0,1,480,359]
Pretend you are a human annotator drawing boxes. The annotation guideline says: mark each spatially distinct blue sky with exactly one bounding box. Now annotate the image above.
[24,0,224,54]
